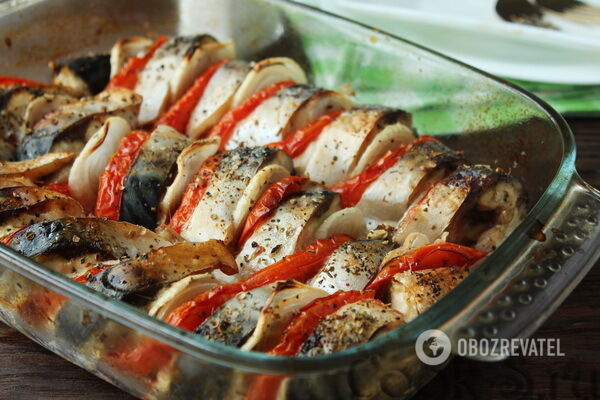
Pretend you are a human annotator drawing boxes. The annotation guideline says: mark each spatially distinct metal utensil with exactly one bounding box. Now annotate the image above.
[496,0,557,27]
[536,0,600,23]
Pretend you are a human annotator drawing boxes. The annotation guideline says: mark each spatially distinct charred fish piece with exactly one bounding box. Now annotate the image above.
[6,218,171,274]
[50,54,111,96]
[393,164,525,250]
[85,240,236,307]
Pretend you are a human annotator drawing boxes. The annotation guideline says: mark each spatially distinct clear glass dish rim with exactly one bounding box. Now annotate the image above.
[0,0,576,375]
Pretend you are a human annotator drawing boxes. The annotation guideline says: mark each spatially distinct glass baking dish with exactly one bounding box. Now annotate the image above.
[0,0,599,398]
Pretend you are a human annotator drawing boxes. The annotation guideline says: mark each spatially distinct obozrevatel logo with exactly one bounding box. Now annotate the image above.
[415,329,452,366]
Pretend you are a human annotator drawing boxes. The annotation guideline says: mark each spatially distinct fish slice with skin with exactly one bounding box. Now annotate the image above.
[393,164,525,250]
[236,189,340,277]
[225,84,351,150]
[299,299,404,356]
[180,146,292,246]
[135,35,234,124]
[355,139,461,230]
[308,239,394,294]
[18,88,141,160]
[298,106,415,185]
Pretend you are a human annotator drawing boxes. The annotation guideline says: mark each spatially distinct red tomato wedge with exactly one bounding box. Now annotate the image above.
[331,136,439,208]
[44,183,71,197]
[154,59,229,133]
[246,290,375,400]
[17,289,67,327]
[237,176,308,248]
[0,76,44,87]
[268,110,342,158]
[208,80,296,150]
[269,290,375,355]
[106,339,175,379]
[366,242,487,296]
[168,152,224,233]
[106,36,168,90]
[165,234,353,332]
[95,130,150,220]
[1,226,26,245]
[246,375,285,400]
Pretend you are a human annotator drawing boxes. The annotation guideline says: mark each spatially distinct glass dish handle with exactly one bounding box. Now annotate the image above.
[447,174,600,361]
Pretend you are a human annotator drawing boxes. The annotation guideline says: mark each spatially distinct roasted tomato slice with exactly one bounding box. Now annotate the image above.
[237,176,308,248]
[268,110,341,158]
[106,36,168,90]
[246,290,375,400]
[154,59,229,133]
[168,152,225,233]
[366,242,487,296]
[331,136,439,207]
[95,130,150,220]
[165,235,353,331]
[208,80,295,149]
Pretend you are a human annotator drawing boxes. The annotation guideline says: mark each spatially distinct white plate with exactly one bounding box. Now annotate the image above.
[304,0,600,84]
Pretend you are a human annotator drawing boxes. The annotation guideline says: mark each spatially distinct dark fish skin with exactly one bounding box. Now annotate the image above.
[6,217,168,260]
[52,54,111,95]
[413,139,463,166]
[0,85,46,110]
[87,267,162,306]
[445,164,499,191]
[1,85,76,158]
[17,116,91,160]
[120,128,190,229]
[17,88,140,160]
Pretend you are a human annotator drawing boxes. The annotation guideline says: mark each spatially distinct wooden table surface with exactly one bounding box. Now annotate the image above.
[0,118,598,400]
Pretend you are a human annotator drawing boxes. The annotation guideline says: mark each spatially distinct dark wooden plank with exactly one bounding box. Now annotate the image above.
[0,117,597,399]
[0,323,131,399]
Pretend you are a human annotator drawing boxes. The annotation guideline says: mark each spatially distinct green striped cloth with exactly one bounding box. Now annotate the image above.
[297,0,600,117]
[509,80,600,116]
